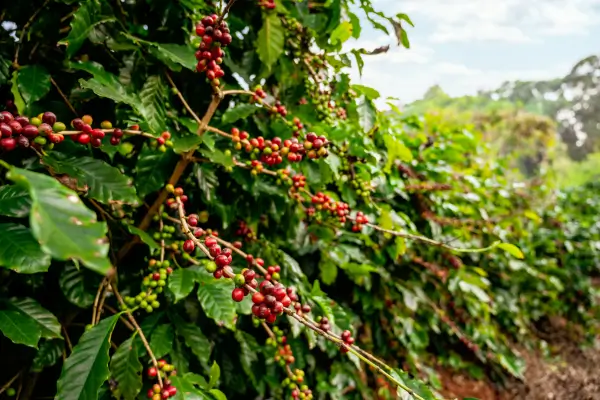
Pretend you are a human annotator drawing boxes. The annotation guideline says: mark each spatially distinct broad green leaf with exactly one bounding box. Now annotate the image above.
[194,164,218,204]
[139,75,167,134]
[10,71,25,114]
[256,13,285,70]
[43,153,139,205]
[330,21,353,45]
[168,268,198,303]
[110,337,143,400]
[8,297,62,339]
[235,331,259,386]
[16,65,51,105]
[135,146,178,198]
[397,13,415,27]
[351,84,380,100]
[320,261,338,285]
[173,135,204,153]
[59,0,115,57]
[390,369,438,400]
[31,339,64,372]
[150,324,174,359]
[0,223,51,274]
[498,243,525,259]
[59,263,99,308]
[222,104,259,124]
[56,314,120,400]
[170,337,189,375]
[351,50,365,77]
[208,362,220,389]
[498,352,525,379]
[6,168,110,274]
[127,225,160,250]
[148,43,197,71]
[0,185,31,217]
[357,98,376,133]
[0,310,42,348]
[383,136,413,172]
[348,12,362,38]
[79,77,140,111]
[199,148,235,168]
[173,315,212,365]
[196,272,237,330]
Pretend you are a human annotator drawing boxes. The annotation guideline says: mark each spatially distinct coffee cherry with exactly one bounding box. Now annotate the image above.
[232,287,245,302]
[42,112,57,126]
[183,240,195,253]
[82,115,93,125]
[147,367,158,377]
[1,137,17,151]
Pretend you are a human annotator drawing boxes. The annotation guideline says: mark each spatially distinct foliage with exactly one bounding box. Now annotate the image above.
[0,1,598,400]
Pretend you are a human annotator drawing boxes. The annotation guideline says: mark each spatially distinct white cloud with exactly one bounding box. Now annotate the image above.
[373,0,600,43]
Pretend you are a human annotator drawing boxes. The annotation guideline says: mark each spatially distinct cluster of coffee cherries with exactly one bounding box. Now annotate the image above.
[284,371,313,400]
[146,361,177,399]
[340,330,355,353]
[317,316,331,332]
[231,268,259,302]
[258,0,276,9]
[235,220,256,241]
[165,186,189,209]
[251,281,298,324]
[351,211,369,232]
[194,14,232,88]
[269,101,288,118]
[0,111,65,151]
[309,192,351,224]
[251,85,268,103]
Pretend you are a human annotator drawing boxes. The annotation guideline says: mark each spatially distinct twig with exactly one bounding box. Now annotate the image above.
[110,283,163,388]
[0,371,22,395]
[164,72,201,124]
[218,0,238,23]
[62,326,73,353]
[91,278,107,325]
[13,0,51,67]
[104,305,135,331]
[50,77,78,116]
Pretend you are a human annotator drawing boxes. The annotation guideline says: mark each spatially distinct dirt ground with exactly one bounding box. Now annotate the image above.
[437,318,600,400]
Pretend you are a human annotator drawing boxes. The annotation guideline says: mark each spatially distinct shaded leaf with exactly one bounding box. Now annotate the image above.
[135,146,178,198]
[139,75,168,134]
[0,185,31,218]
[6,168,110,274]
[168,268,198,303]
[150,324,174,359]
[59,0,115,57]
[110,337,143,400]
[16,65,51,105]
[196,272,237,330]
[222,104,259,124]
[56,314,120,400]
[173,315,212,365]
[59,263,99,308]
[43,153,139,205]
[8,297,62,339]
[357,98,376,133]
[208,361,220,389]
[148,43,197,71]
[0,223,51,274]
[194,164,218,203]
[256,13,285,70]
[0,310,41,348]
[127,225,160,250]
[31,339,64,372]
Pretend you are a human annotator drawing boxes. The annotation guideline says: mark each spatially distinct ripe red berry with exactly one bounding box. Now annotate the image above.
[1,138,17,151]
[91,137,102,147]
[78,133,91,145]
[168,387,177,397]
[252,292,265,304]
[42,112,57,125]
[71,118,84,130]
[147,367,158,377]
[232,288,245,302]
[183,240,195,253]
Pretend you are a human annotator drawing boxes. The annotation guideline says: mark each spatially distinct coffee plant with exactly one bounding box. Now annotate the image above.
[0,1,598,399]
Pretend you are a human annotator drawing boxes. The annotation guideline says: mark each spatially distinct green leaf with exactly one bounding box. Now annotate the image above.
[222,104,260,124]
[256,13,285,70]
[235,331,259,386]
[6,168,110,274]
[110,337,143,400]
[199,148,235,168]
[8,298,62,339]
[0,185,31,218]
[330,21,353,45]
[196,272,237,330]
[135,146,178,198]
[357,98,376,133]
[79,77,140,111]
[56,314,120,400]
[59,263,99,308]
[150,324,174,359]
[208,361,220,389]
[383,136,413,173]
[10,71,25,114]
[59,0,115,57]
[148,43,197,71]
[0,310,42,348]
[320,261,338,285]
[351,50,365,77]
[351,84,380,100]
[348,12,362,39]
[31,339,64,372]
[498,243,525,259]
[168,268,198,303]
[139,75,167,134]
[43,153,139,205]
[397,13,415,27]
[16,65,51,105]
[173,135,204,154]
[390,369,438,400]
[173,315,212,365]
[0,223,51,274]
[126,225,160,250]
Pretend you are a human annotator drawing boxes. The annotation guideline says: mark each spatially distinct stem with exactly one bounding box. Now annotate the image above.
[62,326,73,353]
[0,371,21,395]
[50,77,78,116]
[218,0,238,23]
[91,278,107,325]
[110,283,164,388]
[164,72,201,124]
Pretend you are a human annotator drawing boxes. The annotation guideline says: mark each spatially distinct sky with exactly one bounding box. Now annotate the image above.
[344,0,600,106]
